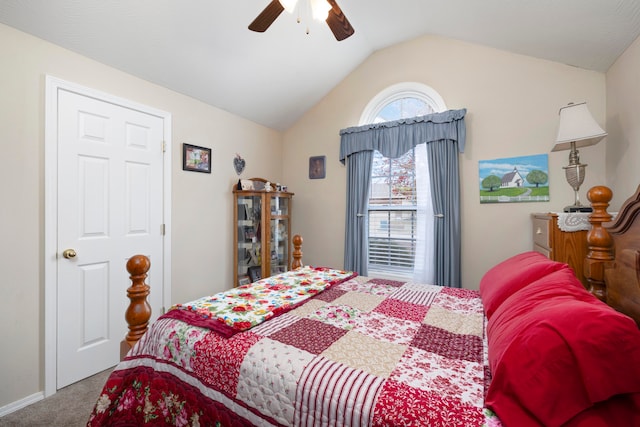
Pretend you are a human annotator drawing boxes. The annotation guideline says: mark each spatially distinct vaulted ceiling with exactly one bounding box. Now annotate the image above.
[2,0,639,130]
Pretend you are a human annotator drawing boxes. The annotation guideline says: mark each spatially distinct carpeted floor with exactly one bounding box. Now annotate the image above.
[0,368,112,427]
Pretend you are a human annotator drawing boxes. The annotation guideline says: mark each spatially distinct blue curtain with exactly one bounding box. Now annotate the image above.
[339,109,466,285]
[343,150,373,275]
[427,140,462,287]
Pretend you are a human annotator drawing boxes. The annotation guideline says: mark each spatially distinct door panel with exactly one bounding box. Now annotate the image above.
[56,89,164,388]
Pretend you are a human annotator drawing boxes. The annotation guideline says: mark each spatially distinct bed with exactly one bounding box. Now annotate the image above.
[88,185,640,427]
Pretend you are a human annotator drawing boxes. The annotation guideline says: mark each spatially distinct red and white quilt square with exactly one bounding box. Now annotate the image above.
[312,286,348,302]
[373,298,429,322]
[372,379,484,427]
[411,324,483,363]
[353,310,421,345]
[192,331,261,396]
[435,288,483,314]
[390,346,484,406]
[269,318,347,354]
[337,278,400,297]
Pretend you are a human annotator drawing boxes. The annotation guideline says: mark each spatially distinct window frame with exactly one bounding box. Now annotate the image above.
[360,82,447,279]
[359,82,447,125]
[367,149,419,278]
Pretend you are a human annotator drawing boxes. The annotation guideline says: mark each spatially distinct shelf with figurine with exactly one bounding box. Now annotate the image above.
[233,178,294,286]
[235,177,290,194]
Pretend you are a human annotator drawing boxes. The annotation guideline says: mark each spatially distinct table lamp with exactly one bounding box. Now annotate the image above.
[552,102,607,212]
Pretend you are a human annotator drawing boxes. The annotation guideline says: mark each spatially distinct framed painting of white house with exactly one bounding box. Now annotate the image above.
[479,154,549,204]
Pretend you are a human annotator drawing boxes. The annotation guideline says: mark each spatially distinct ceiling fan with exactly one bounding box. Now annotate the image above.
[249,0,355,41]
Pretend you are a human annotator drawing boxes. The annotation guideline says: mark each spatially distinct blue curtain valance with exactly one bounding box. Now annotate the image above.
[339,108,467,163]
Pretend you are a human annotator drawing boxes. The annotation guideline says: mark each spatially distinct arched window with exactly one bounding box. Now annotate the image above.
[360,83,446,279]
[360,82,447,124]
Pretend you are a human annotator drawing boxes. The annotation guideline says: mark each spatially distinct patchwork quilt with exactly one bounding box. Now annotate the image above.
[88,272,502,426]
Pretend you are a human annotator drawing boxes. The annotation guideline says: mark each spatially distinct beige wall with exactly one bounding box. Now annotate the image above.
[282,34,606,289]
[0,23,282,409]
[606,34,640,209]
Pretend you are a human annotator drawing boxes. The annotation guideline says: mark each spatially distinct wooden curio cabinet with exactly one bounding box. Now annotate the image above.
[233,178,293,287]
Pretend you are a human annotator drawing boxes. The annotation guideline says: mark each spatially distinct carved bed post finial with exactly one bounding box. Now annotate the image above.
[292,234,303,270]
[585,186,614,301]
[120,255,152,360]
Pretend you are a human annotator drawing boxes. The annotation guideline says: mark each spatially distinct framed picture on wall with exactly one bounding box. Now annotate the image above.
[309,155,326,179]
[183,143,212,173]
[478,153,549,204]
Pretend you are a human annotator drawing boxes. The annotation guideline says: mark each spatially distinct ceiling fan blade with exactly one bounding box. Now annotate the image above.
[249,0,285,33]
[325,0,354,41]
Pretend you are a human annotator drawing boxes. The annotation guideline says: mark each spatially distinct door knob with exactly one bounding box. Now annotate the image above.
[62,249,77,259]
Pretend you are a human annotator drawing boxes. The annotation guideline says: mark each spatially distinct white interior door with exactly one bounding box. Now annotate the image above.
[55,88,165,388]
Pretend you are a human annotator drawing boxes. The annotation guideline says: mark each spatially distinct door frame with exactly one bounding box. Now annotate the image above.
[44,75,172,397]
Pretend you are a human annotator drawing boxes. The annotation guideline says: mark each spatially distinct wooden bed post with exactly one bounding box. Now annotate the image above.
[584,186,614,302]
[120,254,152,360]
[292,234,303,270]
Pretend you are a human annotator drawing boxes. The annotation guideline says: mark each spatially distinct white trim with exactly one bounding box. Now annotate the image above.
[0,392,44,417]
[44,75,172,397]
[366,268,413,282]
[359,82,448,125]
[44,75,58,398]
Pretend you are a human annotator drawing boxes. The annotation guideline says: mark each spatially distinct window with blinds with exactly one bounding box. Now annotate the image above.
[362,90,441,279]
[368,149,417,276]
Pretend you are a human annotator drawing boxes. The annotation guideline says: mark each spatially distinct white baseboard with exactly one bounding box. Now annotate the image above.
[0,392,44,417]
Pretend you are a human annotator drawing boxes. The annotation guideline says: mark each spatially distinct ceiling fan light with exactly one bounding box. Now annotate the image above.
[279,0,297,14]
[310,0,331,21]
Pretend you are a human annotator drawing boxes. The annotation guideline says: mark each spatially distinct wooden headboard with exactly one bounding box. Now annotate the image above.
[585,185,640,326]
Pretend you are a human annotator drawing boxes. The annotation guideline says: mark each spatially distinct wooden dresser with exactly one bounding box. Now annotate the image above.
[531,213,589,287]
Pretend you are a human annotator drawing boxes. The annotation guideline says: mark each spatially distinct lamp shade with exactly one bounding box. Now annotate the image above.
[552,102,607,152]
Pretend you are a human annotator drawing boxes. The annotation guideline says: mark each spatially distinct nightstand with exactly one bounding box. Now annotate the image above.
[531,213,589,287]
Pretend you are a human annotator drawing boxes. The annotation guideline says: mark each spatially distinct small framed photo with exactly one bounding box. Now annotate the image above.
[243,226,255,240]
[238,275,251,287]
[248,265,262,282]
[183,143,211,173]
[309,155,326,179]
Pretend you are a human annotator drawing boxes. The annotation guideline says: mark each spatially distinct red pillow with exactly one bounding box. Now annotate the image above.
[486,269,640,427]
[479,251,569,319]
[565,394,640,427]
[487,268,590,371]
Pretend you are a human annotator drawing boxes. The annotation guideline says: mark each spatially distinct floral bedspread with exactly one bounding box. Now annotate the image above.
[88,273,502,427]
[165,266,356,337]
